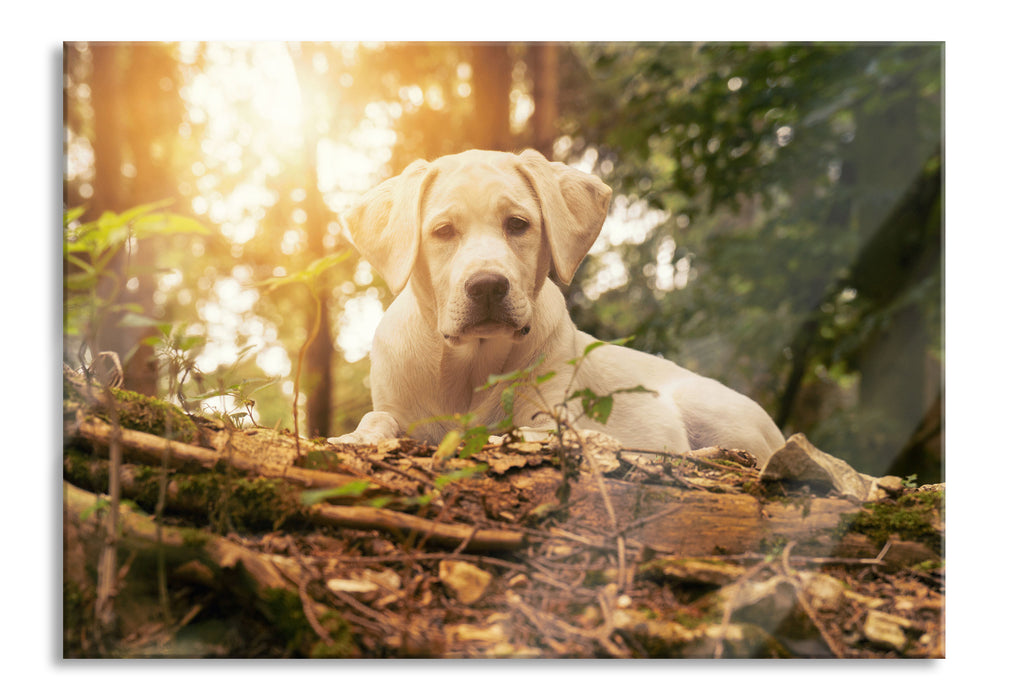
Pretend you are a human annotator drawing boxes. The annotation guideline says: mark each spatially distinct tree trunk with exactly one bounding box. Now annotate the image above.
[86,42,182,397]
[469,43,512,151]
[529,43,559,157]
[293,47,334,438]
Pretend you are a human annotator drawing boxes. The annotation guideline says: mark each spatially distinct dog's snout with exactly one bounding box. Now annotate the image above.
[465,272,510,302]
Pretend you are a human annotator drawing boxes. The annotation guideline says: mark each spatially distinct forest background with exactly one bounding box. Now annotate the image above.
[64,39,942,481]
[4,0,1004,692]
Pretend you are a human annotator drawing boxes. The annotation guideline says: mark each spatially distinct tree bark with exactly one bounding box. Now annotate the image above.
[529,43,559,157]
[469,43,512,151]
[293,47,335,438]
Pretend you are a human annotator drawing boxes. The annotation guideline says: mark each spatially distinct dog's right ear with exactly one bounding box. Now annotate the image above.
[343,159,431,295]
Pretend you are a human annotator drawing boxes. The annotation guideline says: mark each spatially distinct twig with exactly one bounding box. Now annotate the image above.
[507,591,629,658]
[94,380,123,638]
[330,551,529,573]
[307,503,526,552]
[367,457,437,488]
[299,571,335,646]
[779,541,848,659]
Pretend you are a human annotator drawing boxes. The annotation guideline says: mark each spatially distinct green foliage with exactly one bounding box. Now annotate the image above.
[300,479,372,507]
[64,203,207,343]
[566,42,942,477]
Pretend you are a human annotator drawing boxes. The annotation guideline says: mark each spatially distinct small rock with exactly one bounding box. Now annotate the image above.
[507,573,529,588]
[863,610,914,651]
[797,572,847,610]
[760,433,874,500]
[326,578,380,595]
[361,568,401,592]
[439,560,493,605]
[447,622,507,644]
[876,475,905,494]
[866,475,906,501]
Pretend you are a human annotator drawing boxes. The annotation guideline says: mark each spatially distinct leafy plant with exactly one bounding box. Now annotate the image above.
[257,251,350,452]
[475,338,657,502]
[481,336,656,439]
[64,202,208,370]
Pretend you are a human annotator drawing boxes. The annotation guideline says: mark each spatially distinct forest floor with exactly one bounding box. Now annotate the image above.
[62,371,944,659]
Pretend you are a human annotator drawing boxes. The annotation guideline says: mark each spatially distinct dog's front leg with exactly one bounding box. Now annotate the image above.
[329,410,402,444]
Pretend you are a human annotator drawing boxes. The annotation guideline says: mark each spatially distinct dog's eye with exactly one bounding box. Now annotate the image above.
[505,216,530,235]
[431,223,455,240]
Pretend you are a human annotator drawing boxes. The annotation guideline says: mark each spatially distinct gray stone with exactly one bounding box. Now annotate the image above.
[760,433,874,500]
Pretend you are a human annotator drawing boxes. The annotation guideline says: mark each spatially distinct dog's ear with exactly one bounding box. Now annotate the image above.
[517,149,612,285]
[344,159,431,295]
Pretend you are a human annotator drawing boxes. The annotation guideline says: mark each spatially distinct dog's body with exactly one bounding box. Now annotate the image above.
[334,149,784,465]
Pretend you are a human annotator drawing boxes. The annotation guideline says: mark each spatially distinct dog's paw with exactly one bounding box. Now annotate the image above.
[487,428,553,446]
[330,411,401,445]
[328,432,366,445]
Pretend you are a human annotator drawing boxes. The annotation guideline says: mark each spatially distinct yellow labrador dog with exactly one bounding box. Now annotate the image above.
[333,149,784,465]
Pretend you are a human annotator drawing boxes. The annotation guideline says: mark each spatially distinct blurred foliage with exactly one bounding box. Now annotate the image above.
[563,43,942,478]
[62,41,943,480]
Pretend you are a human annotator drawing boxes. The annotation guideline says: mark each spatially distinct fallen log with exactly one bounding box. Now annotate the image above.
[71,415,382,493]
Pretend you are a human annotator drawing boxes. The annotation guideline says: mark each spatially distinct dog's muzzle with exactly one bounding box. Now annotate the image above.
[442,271,531,342]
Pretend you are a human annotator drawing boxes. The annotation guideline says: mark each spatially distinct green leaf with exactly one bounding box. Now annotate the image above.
[300,479,371,506]
[458,426,490,459]
[433,463,488,489]
[434,430,463,461]
[257,251,352,293]
[535,370,557,385]
[586,395,614,424]
[582,340,608,357]
[176,335,204,352]
[133,212,209,237]
[64,271,97,291]
[64,206,87,225]
[365,496,393,509]
[117,312,161,328]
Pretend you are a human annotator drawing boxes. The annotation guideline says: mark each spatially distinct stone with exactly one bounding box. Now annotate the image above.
[760,433,874,500]
[863,610,914,651]
[796,572,847,610]
[439,560,493,605]
[866,475,906,501]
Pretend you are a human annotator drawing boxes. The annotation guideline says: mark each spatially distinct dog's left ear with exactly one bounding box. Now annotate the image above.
[344,159,431,295]
[517,149,612,285]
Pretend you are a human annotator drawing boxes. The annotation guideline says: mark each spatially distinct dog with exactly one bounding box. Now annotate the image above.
[332,149,785,465]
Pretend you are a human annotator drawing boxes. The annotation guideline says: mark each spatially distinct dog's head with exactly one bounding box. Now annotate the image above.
[345,149,612,346]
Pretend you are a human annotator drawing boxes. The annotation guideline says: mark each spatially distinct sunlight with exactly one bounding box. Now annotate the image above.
[337,291,385,363]
[176,41,402,375]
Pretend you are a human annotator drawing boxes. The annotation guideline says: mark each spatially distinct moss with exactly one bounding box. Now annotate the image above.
[64,449,105,493]
[110,387,198,442]
[261,588,357,658]
[63,449,303,534]
[64,374,198,443]
[180,528,211,548]
[842,490,944,554]
[172,472,303,533]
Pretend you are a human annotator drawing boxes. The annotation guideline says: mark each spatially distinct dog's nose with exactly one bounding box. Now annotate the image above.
[465,272,510,302]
